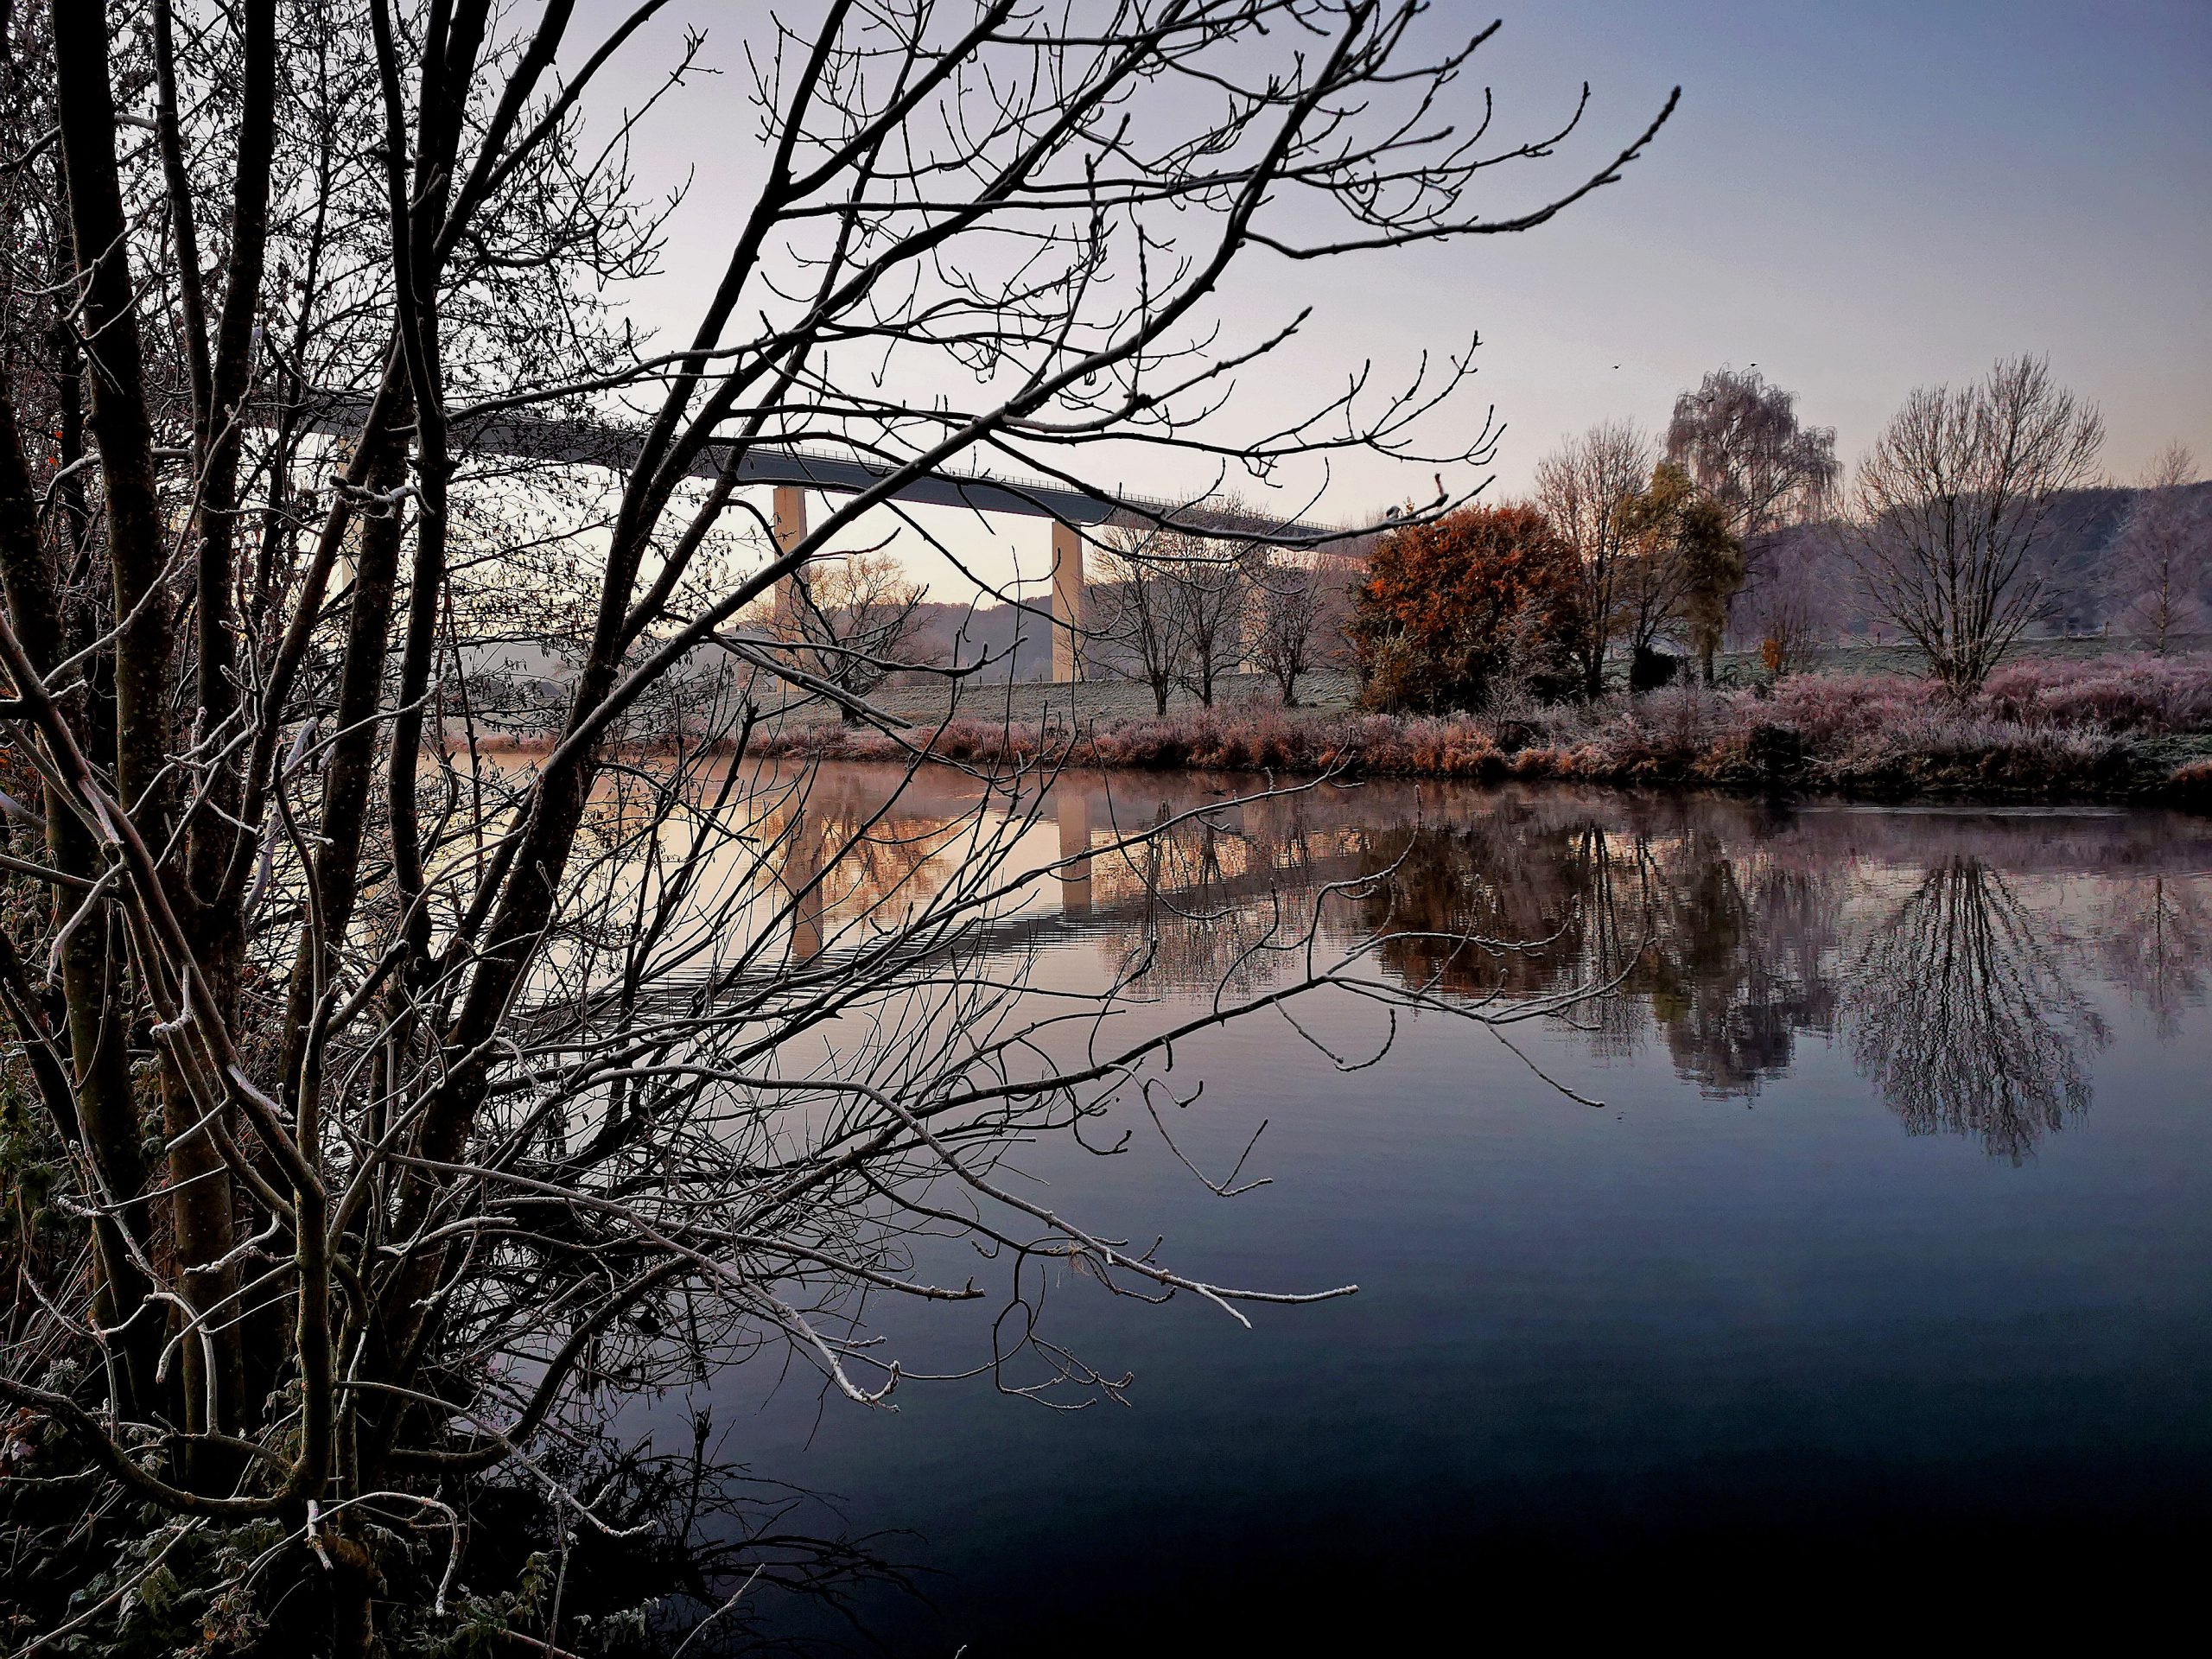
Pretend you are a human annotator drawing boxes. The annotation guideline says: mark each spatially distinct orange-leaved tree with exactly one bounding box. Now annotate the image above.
[1351,504,1587,712]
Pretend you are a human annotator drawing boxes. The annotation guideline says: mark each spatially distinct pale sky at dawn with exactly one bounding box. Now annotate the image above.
[573,1,2212,594]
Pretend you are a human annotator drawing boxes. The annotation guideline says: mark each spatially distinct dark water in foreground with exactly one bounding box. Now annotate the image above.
[671,773,2212,1648]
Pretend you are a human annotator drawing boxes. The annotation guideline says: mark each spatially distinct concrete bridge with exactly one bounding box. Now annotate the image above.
[306,393,1351,683]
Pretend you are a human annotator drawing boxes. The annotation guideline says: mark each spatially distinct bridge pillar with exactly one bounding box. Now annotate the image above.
[770,483,807,630]
[1051,519,1085,683]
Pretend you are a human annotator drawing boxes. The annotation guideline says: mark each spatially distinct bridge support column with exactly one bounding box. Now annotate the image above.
[770,483,807,630]
[1051,519,1084,683]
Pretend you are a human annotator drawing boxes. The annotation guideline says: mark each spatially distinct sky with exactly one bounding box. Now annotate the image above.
[575,0,2212,592]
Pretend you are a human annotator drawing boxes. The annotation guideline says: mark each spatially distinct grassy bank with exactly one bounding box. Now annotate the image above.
[752,654,2212,807]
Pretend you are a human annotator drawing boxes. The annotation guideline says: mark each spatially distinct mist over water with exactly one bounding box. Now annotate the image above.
[648,770,2212,1649]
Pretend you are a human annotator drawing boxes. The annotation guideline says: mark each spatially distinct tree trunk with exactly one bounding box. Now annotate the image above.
[52,0,175,848]
[327,1532,379,1659]
[0,364,164,1414]
[49,0,184,1418]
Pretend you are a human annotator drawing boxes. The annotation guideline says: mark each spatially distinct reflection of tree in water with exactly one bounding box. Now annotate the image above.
[1637,840,1841,1097]
[1847,858,2109,1162]
[785,775,2196,1156]
[1365,816,1634,997]
[2097,875,2212,1040]
[1363,810,1844,1099]
[1096,794,2181,1158]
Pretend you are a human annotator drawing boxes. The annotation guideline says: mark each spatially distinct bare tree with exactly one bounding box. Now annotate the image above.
[1091,523,1263,709]
[2105,443,2209,654]
[1537,419,1650,697]
[1851,355,2105,694]
[0,2,1671,1648]
[1667,366,1840,547]
[1248,551,1338,706]
[1167,536,1260,706]
[785,550,932,721]
[1090,523,1193,715]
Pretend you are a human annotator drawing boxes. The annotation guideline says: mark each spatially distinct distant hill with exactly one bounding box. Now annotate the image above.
[2025,482,2212,632]
[902,599,1052,683]
[1736,480,2212,647]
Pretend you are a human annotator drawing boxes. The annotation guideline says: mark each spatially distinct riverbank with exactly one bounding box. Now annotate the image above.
[748,655,2212,808]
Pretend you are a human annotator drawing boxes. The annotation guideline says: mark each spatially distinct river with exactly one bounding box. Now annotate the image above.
[634,766,2212,1648]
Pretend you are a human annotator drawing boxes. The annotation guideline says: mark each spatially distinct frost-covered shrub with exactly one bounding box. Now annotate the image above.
[734,655,2208,800]
[1980,655,2212,734]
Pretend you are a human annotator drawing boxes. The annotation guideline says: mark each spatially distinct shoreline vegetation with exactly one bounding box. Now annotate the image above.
[532,653,2212,808]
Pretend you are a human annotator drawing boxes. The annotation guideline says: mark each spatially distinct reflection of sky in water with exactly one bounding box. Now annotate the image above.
[639,772,2212,1648]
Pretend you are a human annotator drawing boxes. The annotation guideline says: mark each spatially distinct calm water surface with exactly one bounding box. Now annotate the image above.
[659,770,2212,1647]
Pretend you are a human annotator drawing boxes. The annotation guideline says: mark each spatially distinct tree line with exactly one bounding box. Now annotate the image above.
[1350,356,2208,709]
[723,369,2201,721]
[1085,520,1358,711]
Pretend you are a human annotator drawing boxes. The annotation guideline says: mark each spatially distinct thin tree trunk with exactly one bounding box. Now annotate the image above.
[0,367,163,1414]
[52,0,175,848]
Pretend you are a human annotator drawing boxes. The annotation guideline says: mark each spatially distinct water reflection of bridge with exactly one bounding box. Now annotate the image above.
[1045,780,1378,925]
[676,767,1388,969]
[610,764,2212,1161]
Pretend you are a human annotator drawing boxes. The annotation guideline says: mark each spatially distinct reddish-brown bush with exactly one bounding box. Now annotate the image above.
[1349,505,1587,713]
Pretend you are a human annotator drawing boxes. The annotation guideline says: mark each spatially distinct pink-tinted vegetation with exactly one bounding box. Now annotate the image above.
[1978,655,2212,734]
[709,655,2212,803]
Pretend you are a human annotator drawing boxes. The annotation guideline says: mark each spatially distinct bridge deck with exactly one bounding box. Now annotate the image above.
[300,389,1358,683]
[306,391,1348,539]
